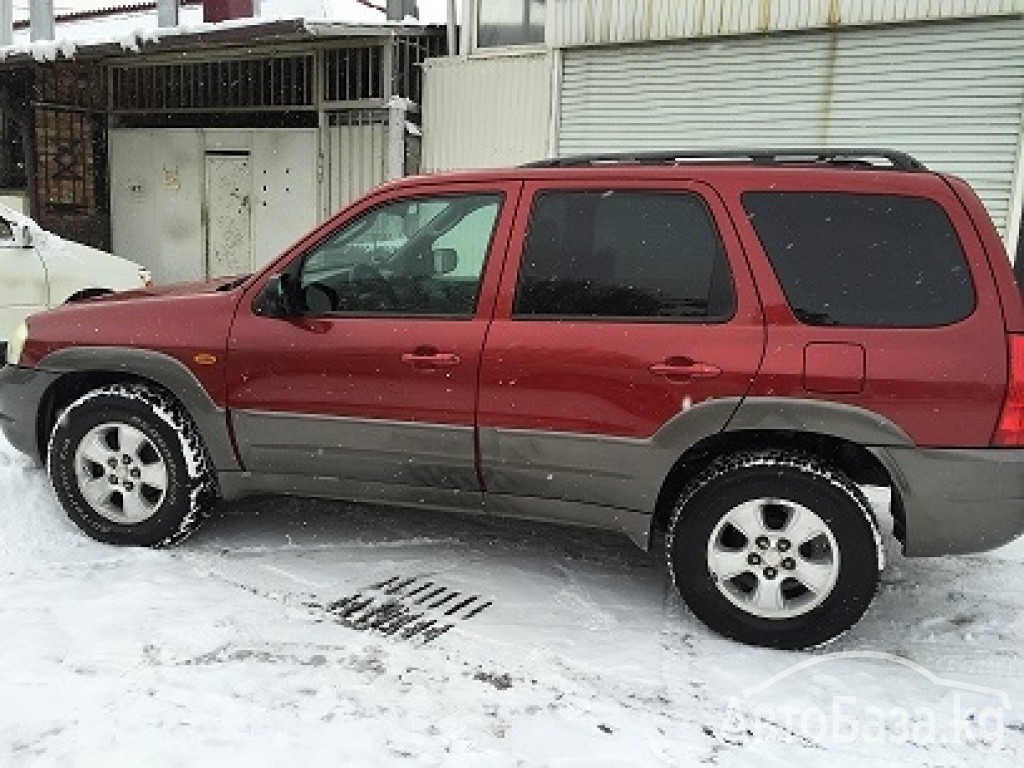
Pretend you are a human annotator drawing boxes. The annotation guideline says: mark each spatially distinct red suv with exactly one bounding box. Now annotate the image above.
[3,149,1022,649]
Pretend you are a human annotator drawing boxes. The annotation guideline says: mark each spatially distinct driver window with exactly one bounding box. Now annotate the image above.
[298,192,502,316]
[0,219,13,241]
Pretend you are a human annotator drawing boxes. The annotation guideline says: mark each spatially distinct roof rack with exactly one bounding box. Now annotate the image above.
[522,148,928,172]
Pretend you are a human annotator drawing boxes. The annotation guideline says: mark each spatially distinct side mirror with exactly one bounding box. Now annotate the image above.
[433,248,457,275]
[0,220,27,246]
[254,273,296,317]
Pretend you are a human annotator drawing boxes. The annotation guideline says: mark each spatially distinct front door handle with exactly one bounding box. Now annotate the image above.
[649,359,722,379]
[401,351,462,369]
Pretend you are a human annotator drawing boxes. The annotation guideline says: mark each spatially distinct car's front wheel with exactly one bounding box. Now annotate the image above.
[47,383,217,546]
[667,450,883,649]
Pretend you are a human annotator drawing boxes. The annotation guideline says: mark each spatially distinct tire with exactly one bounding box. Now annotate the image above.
[47,383,218,547]
[666,450,883,650]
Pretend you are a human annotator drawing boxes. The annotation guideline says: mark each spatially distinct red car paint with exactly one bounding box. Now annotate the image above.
[21,164,1024,451]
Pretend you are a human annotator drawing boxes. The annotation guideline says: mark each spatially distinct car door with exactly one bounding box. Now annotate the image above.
[0,216,48,341]
[226,180,520,509]
[478,178,764,519]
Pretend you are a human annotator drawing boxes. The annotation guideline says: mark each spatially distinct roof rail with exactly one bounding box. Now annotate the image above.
[522,148,928,172]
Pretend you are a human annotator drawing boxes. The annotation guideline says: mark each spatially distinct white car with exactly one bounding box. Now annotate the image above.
[0,204,150,345]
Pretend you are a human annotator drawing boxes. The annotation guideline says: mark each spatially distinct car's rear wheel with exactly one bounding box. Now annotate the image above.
[47,383,217,546]
[667,450,883,649]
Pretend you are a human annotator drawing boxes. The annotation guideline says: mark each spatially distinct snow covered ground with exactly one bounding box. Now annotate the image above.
[1,435,1021,767]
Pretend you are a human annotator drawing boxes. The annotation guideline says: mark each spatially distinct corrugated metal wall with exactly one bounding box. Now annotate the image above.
[560,16,1024,238]
[422,54,552,171]
[325,111,389,215]
[547,0,1024,47]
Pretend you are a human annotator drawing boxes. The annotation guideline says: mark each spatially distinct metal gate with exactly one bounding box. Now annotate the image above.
[324,109,389,216]
[32,64,109,249]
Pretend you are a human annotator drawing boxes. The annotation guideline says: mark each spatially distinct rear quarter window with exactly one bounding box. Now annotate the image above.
[742,192,975,327]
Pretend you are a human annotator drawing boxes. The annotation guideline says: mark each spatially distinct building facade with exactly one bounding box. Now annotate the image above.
[0,16,445,283]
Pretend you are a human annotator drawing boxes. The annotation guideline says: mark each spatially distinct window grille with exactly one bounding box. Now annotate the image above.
[393,36,446,107]
[323,46,383,102]
[112,55,314,112]
[32,65,107,217]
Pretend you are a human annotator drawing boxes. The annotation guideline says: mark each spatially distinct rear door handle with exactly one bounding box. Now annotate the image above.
[649,360,722,379]
[401,351,462,369]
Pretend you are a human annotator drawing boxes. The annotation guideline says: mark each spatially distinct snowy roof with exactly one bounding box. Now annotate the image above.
[0,16,444,65]
[11,0,449,25]
[2,0,449,64]
[10,3,207,50]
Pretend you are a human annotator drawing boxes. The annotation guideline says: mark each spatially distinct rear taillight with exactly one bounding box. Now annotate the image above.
[993,334,1024,446]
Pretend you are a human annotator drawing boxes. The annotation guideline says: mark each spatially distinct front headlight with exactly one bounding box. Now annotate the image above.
[6,320,28,365]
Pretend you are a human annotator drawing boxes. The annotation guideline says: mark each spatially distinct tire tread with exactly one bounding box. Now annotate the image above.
[47,382,217,547]
[666,448,884,649]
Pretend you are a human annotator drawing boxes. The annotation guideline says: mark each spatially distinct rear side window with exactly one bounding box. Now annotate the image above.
[514,190,735,320]
[743,192,975,327]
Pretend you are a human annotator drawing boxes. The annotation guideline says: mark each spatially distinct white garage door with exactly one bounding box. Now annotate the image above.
[560,16,1024,240]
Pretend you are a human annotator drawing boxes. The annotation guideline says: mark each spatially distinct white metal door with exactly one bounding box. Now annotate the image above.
[205,153,253,278]
[111,128,206,284]
[559,17,1024,238]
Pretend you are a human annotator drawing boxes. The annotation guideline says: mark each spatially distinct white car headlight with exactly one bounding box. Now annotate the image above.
[6,320,28,366]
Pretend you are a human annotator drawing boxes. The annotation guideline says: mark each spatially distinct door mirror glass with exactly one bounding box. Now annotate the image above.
[0,219,32,246]
[433,248,458,275]
[254,273,296,317]
[0,219,35,247]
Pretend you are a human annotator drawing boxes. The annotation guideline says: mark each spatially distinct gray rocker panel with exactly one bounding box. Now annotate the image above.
[216,469,649,547]
[485,493,652,549]
[217,470,486,512]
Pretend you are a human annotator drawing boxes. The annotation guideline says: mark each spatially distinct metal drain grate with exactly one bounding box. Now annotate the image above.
[322,575,492,643]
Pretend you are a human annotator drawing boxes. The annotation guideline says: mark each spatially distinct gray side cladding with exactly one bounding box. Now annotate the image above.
[480,396,915,530]
[38,346,239,471]
[724,397,914,447]
[32,347,940,552]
